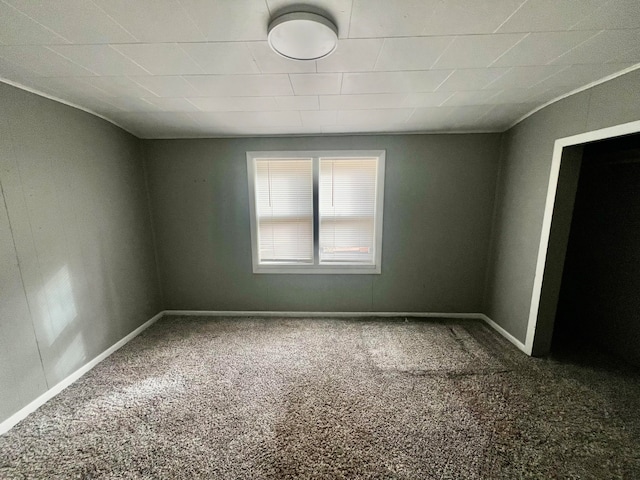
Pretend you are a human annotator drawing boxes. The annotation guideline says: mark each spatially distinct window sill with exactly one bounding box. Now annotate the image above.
[252,264,381,275]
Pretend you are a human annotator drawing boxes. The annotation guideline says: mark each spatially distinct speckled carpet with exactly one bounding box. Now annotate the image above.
[1,316,639,479]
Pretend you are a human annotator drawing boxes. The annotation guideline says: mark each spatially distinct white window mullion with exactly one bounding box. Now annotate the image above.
[312,156,320,266]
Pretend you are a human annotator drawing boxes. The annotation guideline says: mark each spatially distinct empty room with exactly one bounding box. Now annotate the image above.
[1,1,639,478]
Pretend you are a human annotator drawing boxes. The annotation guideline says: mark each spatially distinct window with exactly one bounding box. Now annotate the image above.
[247,150,385,274]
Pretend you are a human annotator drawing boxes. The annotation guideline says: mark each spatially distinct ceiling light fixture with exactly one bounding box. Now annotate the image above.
[267,12,338,61]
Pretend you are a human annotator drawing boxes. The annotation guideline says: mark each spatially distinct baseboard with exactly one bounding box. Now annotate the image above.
[1,309,530,435]
[164,309,487,319]
[478,314,530,355]
[0,311,164,436]
[165,310,531,354]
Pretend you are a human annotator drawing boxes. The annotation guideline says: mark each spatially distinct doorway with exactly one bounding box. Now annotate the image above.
[552,134,640,366]
[525,120,640,357]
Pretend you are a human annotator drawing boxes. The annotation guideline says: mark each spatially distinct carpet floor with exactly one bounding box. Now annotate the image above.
[1,316,639,479]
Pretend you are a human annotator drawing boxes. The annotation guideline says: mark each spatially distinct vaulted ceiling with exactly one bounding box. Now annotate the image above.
[0,0,638,138]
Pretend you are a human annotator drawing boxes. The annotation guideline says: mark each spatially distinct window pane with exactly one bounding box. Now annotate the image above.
[255,158,313,263]
[319,158,378,264]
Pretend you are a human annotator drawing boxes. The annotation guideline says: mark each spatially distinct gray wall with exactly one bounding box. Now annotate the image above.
[484,68,640,350]
[144,134,501,313]
[0,83,162,424]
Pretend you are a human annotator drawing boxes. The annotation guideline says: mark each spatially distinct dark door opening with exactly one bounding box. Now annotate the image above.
[552,133,640,367]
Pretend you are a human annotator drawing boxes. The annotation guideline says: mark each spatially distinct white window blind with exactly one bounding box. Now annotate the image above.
[319,158,378,264]
[254,158,313,264]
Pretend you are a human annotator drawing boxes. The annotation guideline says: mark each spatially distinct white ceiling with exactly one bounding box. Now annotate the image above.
[0,0,639,138]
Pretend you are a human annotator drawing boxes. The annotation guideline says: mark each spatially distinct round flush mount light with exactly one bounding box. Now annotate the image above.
[267,12,338,61]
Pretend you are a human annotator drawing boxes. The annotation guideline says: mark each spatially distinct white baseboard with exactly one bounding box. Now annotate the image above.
[0,311,164,436]
[164,309,488,319]
[478,314,530,355]
[165,310,530,354]
[1,309,530,435]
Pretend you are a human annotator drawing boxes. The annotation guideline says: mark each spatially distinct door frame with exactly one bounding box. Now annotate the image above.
[525,119,640,355]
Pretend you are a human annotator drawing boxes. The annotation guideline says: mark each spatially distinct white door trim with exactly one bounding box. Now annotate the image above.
[525,119,640,354]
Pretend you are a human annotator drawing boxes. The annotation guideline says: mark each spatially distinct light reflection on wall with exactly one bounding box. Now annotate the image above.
[38,265,78,344]
[54,332,87,379]
[37,265,88,379]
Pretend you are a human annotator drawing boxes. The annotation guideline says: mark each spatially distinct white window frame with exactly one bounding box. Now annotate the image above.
[247,150,386,274]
